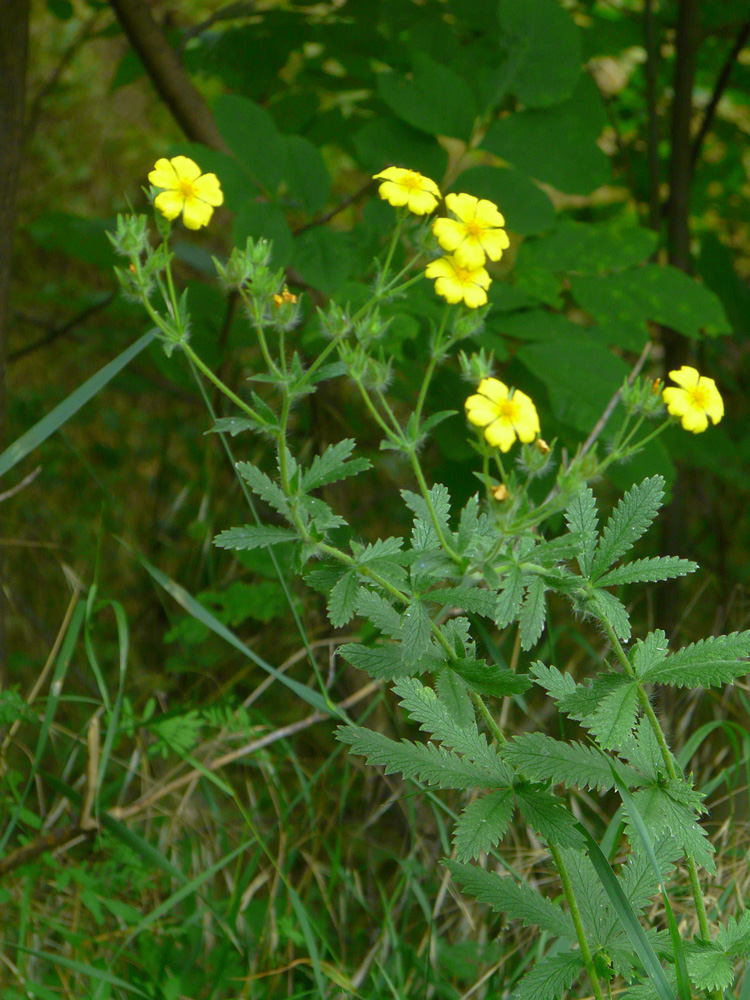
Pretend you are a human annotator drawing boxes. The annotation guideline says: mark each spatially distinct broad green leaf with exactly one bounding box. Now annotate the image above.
[518,332,629,432]
[444,859,576,938]
[496,0,581,107]
[353,114,448,181]
[377,52,477,141]
[213,524,297,551]
[30,212,118,268]
[481,75,610,194]
[521,219,658,276]
[292,227,352,296]
[233,201,293,268]
[453,789,516,860]
[281,134,331,213]
[0,329,156,479]
[450,165,555,235]
[214,93,287,193]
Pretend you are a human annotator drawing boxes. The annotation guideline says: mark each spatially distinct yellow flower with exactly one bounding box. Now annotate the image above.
[373,166,440,215]
[433,193,510,269]
[465,378,540,452]
[148,156,223,230]
[425,254,491,308]
[662,365,724,433]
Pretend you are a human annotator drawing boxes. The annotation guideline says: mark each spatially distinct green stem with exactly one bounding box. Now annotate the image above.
[413,304,450,425]
[182,342,270,430]
[600,618,713,942]
[549,844,605,1000]
[472,693,505,744]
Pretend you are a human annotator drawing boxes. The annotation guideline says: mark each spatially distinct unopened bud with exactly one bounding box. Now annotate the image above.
[651,378,663,395]
[536,438,550,454]
[492,484,510,501]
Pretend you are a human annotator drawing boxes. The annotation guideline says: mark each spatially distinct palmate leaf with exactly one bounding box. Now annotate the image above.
[639,631,750,688]
[597,556,697,587]
[514,952,584,1000]
[590,476,665,580]
[393,678,510,774]
[300,438,371,492]
[435,669,474,726]
[565,486,599,576]
[558,671,631,721]
[335,726,505,790]
[444,860,576,939]
[499,733,642,792]
[453,789,516,860]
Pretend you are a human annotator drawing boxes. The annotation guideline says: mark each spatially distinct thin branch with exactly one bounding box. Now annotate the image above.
[579,340,653,459]
[292,180,373,236]
[10,291,117,362]
[176,1,257,54]
[691,20,750,169]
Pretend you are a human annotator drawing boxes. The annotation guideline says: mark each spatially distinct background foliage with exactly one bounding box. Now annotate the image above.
[1,0,750,997]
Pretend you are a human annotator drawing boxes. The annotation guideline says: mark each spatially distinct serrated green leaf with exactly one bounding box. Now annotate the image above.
[515,787,584,848]
[591,476,665,580]
[207,416,257,437]
[514,951,584,1000]
[716,911,750,958]
[400,600,433,661]
[356,588,401,636]
[335,726,500,790]
[587,680,640,750]
[236,462,290,516]
[495,566,525,628]
[630,786,715,873]
[529,661,577,703]
[213,525,297,551]
[355,536,405,563]
[393,678,510,774]
[597,557,697,588]
[444,859,575,938]
[685,946,734,992]
[337,642,413,680]
[402,484,452,551]
[451,657,531,697]
[640,631,750,689]
[589,587,632,641]
[631,631,670,680]
[565,487,599,576]
[327,571,359,627]
[432,585,496,617]
[453,789,516,860]
[300,439,371,493]
[519,575,547,650]
[500,733,641,791]
[435,669,475,726]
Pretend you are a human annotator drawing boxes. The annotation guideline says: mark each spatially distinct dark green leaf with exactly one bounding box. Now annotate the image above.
[281,135,331,213]
[497,0,581,108]
[378,52,477,141]
[450,165,555,235]
[214,94,287,193]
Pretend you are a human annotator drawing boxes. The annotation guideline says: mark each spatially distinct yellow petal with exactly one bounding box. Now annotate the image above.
[662,386,690,417]
[433,275,465,303]
[476,378,509,405]
[453,241,487,270]
[154,189,185,220]
[193,173,224,206]
[680,407,709,433]
[484,418,517,452]
[148,158,179,189]
[463,282,488,308]
[407,188,439,215]
[182,197,214,230]
[445,192,479,222]
[432,218,464,252]
[170,155,202,183]
[667,366,700,390]
[377,180,410,207]
[466,395,500,427]
[425,257,454,280]
[481,229,511,261]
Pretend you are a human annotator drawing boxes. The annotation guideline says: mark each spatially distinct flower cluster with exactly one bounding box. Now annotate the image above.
[373,167,509,309]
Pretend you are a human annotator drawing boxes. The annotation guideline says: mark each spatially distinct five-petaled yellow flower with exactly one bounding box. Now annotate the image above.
[373,167,440,216]
[662,366,724,433]
[425,254,491,308]
[433,193,510,269]
[148,156,224,230]
[465,378,540,452]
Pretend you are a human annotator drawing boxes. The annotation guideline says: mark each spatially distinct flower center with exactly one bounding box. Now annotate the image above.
[498,399,518,421]
[403,171,422,190]
[453,264,474,283]
[688,385,710,409]
[464,220,484,240]
[178,179,198,200]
